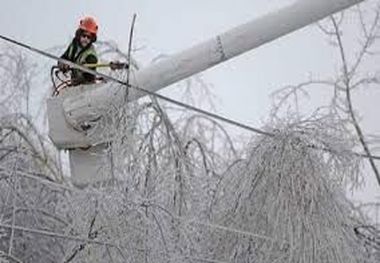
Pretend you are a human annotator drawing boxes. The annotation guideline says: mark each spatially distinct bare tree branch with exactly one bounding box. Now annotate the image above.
[331,15,380,186]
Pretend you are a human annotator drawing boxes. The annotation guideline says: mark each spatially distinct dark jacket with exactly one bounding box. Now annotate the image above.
[60,38,98,85]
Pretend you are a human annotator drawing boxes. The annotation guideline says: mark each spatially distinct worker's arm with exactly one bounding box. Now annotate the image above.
[57,43,73,72]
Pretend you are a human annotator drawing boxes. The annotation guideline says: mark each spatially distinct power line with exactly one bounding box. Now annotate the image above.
[1,35,377,262]
[0,35,379,161]
[0,34,272,138]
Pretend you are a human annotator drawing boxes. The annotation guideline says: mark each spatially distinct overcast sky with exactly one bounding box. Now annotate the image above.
[0,0,336,123]
[0,0,378,205]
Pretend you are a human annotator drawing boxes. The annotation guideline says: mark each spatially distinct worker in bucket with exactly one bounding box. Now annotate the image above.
[57,16,125,86]
[57,16,100,86]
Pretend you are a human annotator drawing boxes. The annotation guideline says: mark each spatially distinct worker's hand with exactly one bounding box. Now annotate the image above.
[58,62,70,73]
[110,61,128,70]
[69,78,81,87]
[109,61,120,70]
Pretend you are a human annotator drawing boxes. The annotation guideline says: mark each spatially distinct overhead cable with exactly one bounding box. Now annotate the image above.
[0,35,379,161]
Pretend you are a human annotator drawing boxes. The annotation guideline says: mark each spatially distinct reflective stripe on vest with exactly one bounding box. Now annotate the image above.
[68,45,97,81]
[77,46,97,64]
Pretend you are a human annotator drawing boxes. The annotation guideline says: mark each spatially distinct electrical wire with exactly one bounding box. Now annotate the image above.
[0,34,272,137]
[1,34,378,262]
[0,34,379,162]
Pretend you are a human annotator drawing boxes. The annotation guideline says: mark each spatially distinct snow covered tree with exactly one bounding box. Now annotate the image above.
[1,2,380,262]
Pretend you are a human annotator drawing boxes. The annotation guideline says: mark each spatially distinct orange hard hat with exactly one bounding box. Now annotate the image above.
[79,16,98,35]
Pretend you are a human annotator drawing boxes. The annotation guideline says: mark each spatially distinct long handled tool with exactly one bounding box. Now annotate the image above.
[83,62,129,70]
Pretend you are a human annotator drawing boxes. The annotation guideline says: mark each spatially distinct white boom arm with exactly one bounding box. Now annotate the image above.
[46,0,364,186]
[48,0,363,149]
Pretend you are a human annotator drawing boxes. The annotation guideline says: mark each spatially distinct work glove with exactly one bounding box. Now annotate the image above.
[69,77,82,87]
[110,61,129,70]
[58,61,70,73]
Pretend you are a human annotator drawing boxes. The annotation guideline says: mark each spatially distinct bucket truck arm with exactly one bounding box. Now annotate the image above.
[47,0,364,149]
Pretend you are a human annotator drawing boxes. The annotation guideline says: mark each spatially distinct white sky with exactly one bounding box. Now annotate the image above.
[0,0,341,122]
[0,0,379,208]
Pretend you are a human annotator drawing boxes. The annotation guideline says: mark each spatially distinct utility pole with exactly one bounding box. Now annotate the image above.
[47,0,365,187]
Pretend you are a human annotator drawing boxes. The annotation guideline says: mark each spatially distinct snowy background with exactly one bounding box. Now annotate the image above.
[3,0,377,202]
[0,0,379,262]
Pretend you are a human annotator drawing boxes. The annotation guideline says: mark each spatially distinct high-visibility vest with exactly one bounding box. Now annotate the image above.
[67,44,97,81]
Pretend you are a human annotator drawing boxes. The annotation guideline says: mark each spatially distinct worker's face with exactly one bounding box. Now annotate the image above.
[79,31,92,47]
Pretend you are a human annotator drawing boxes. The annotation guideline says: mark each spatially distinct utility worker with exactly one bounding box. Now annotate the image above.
[58,16,99,86]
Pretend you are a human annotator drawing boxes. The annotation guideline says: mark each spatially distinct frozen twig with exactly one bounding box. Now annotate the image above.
[331,15,380,186]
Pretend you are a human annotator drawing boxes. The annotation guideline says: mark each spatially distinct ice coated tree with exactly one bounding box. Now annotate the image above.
[1,4,380,263]
[272,1,380,187]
